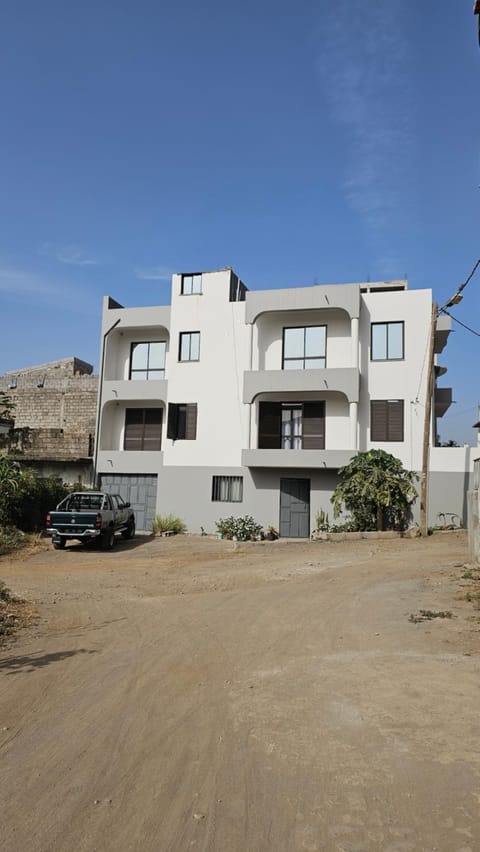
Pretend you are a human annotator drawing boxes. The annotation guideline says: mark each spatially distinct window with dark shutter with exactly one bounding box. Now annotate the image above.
[167,403,197,440]
[302,402,325,449]
[259,402,282,449]
[370,400,404,442]
[124,408,162,451]
[258,401,326,449]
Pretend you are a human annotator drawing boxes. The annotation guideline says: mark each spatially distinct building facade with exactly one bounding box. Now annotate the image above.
[95,269,460,533]
[0,357,98,484]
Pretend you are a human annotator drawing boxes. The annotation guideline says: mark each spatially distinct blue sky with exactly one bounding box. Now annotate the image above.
[0,1,478,444]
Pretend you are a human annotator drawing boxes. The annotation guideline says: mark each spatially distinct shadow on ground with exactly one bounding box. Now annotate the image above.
[0,648,97,674]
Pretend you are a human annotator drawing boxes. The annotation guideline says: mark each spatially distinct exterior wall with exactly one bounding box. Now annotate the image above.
[96,271,471,534]
[359,289,432,469]
[156,465,339,535]
[0,357,97,483]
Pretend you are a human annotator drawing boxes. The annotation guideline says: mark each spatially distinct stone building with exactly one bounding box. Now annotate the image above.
[0,357,98,484]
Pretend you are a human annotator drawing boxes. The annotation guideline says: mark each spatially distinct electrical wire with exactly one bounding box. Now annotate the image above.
[439,258,480,312]
[441,309,480,338]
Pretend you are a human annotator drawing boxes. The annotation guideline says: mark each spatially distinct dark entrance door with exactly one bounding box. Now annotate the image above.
[279,478,310,538]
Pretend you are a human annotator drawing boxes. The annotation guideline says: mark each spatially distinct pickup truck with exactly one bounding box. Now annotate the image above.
[45,492,136,550]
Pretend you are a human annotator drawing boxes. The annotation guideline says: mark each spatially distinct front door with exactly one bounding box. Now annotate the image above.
[279,478,310,538]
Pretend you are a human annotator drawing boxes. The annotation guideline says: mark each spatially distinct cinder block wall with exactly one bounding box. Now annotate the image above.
[0,357,98,462]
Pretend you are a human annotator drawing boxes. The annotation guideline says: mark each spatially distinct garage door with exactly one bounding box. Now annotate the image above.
[99,474,157,532]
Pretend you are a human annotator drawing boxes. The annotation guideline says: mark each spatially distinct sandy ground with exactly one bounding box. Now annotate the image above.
[0,530,479,852]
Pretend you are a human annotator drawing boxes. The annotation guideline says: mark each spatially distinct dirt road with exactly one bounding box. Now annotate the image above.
[0,531,479,852]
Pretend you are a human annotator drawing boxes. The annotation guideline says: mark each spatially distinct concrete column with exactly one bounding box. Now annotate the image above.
[351,317,359,369]
[350,401,358,450]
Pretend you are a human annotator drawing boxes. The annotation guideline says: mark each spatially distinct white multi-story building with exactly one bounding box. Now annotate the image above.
[95,268,470,533]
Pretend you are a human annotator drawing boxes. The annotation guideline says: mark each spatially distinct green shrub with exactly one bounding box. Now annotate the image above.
[0,527,25,556]
[151,514,186,534]
[216,515,262,541]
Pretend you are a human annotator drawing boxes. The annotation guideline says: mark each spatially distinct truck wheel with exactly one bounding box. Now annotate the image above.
[122,519,135,540]
[101,528,115,551]
[53,540,66,550]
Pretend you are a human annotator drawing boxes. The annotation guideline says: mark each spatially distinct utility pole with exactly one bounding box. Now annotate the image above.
[420,303,438,536]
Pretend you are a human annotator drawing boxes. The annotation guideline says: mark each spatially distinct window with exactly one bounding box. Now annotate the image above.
[283,326,326,370]
[181,273,202,295]
[371,322,404,361]
[259,401,325,449]
[370,400,404,442]
[179,331,200,362]
[167,403,197,440]
[129,342,166,380]
[124,408,163,451]
[212,476,243,502]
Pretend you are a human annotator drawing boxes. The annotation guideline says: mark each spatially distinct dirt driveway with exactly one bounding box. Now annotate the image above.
[0,531,479,852]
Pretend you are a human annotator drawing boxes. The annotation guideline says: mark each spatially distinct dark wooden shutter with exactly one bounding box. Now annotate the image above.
[185,404,197,440]
[370,401,387,441]
[167,404,178,439]
[124,409,144,451]
[387,400,404,441]
[258,402,281,449]
[143,409,162,451]
[302,402,325,449]
[371,400,404,441]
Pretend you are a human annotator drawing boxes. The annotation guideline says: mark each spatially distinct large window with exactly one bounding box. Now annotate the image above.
[282,326,326,370]
[212,476,243,502]
[259,401,325,449]
[129,342,166,380]
[181,274,202,295]
[167,403,197,440]
[179,331,200,362]
[370,400,404,442]
[124,408,163,451]
[371,322,404,361]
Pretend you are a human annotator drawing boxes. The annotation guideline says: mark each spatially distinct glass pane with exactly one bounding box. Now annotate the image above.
[292,435,302,449]
[190,333,200,360]
[131,371,147,380]
[305,358,325,369]
[148,342,165,369]
[388,323,403,359]
[292,410,302,436]
[131,342,148,370]
[192,274,202,294]
[283,359,304,370]
[305,326,325,357]
[281,435,291,449]
[231,477,242,501]
[371,324,387,360]
[283,327,304,358]
[219,477,228,501]
[180,334,190,361]
[182,275,192,294]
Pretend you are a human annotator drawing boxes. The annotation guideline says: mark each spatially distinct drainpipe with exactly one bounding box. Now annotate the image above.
[93,318,121,487]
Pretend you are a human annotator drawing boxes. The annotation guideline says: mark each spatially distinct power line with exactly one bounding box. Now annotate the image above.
[442,308,480,338]
[439,258,480,312]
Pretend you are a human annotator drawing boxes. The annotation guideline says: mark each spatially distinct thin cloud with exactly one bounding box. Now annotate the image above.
[0,268,61,296]
[135,265,174,281]
[315,2,413,272]
[39,242,99,267]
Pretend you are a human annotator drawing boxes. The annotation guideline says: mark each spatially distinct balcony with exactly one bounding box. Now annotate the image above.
[102,379,168,404]
[435,387,453,418]
[242,448,356,469]
[434,315,451,354]
[96,449,164,475]
[243,368,359,403]
[245,284,360,324]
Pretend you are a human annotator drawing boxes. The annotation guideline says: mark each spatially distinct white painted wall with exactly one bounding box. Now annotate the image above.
[162,271,250,467]
[254,309,352,371]
[359,288,432,470]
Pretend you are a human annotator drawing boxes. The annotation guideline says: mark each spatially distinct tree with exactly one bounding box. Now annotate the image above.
[0,391,15,421]
[331,450,419,532]
[0,457,22,527]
